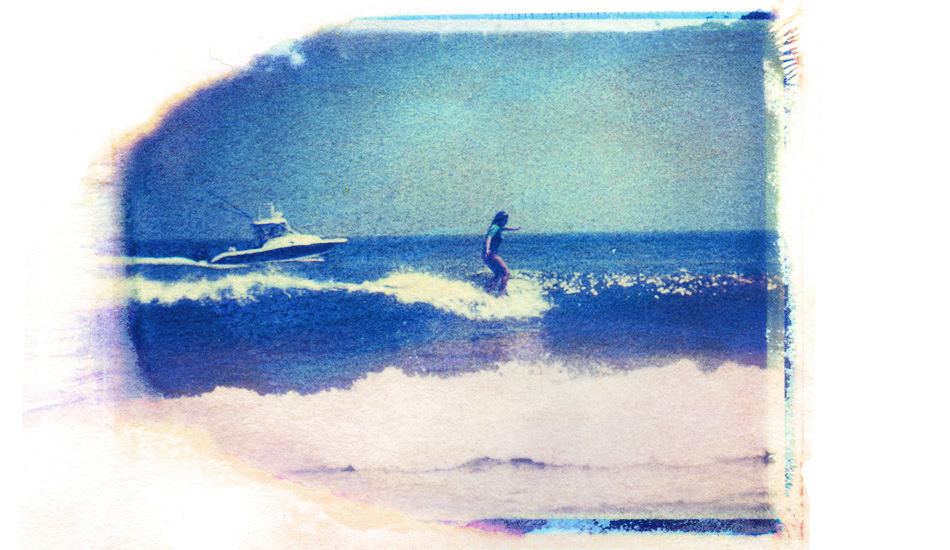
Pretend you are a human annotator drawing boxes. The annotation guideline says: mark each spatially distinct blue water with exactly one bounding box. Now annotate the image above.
[125,231,781,397]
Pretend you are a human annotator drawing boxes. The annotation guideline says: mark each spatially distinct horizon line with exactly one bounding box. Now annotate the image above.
[129,228,779,242]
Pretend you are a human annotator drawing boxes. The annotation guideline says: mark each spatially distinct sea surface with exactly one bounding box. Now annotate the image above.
[122,231,787,529]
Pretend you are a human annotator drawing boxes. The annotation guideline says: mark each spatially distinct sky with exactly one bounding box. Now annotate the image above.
[120,15,777,240]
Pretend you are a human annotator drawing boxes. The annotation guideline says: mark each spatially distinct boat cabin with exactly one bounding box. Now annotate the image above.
[251,204,293,246]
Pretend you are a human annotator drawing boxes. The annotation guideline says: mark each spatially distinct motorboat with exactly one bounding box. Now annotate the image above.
[210,204,347,265]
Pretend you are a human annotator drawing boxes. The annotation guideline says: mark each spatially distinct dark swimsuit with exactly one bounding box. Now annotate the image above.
[485,224,503,253]
[483,224,507,276]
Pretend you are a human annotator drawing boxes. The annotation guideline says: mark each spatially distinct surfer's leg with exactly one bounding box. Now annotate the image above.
[483,257,498,291]
[493,255,511,296]
[484,254,507,294]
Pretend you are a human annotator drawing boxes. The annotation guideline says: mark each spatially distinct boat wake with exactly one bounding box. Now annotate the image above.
[125,255,325,268]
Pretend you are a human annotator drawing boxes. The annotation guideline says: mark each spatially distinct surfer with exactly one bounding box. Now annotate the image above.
[482,211,521,296]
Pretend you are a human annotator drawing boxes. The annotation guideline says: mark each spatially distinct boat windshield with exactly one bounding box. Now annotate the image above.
[252,221,291,246]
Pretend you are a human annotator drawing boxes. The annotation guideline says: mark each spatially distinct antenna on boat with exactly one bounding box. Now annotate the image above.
[157,188,253,220]
[205,191,253,220]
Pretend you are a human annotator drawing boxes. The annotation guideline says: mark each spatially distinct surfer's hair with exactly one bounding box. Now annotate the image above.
[491,211,508,226]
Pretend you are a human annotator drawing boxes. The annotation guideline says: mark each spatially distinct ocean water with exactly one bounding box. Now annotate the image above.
[122,231,787,527]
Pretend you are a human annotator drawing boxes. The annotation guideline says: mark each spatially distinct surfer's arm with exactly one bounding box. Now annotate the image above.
[504,226,521,231]
[483,236,492,256]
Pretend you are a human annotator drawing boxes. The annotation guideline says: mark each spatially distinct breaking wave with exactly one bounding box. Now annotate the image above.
[120,358,782,520]
[124,359,779,472]
[125,270,552,321]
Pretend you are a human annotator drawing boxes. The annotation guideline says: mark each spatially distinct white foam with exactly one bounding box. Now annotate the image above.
[125,271,333,304]
[360,271,551,320]
[125,270,552,320]
[124,359,779,472]
[121,359,784,520]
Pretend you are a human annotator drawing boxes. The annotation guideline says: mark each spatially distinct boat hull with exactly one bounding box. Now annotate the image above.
[210,240,345,265]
